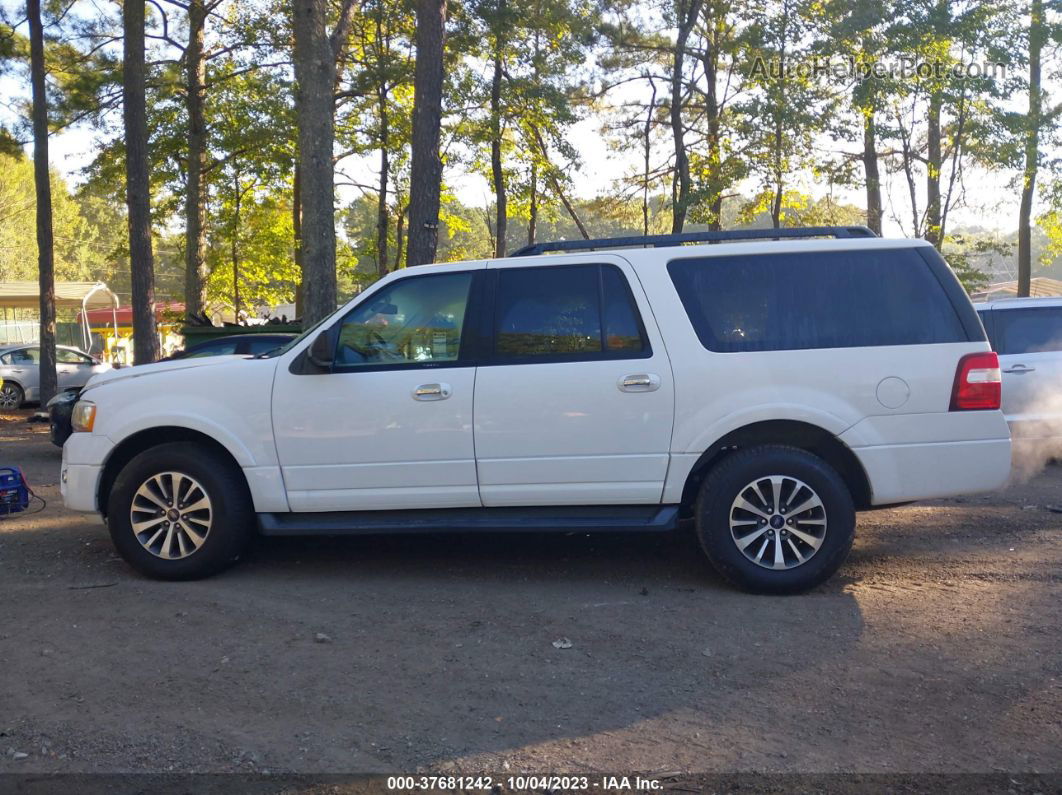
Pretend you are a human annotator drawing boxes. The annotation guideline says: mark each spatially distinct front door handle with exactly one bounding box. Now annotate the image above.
[1002,364,1036,374]
[413,382,452,401]
[618,373,661,392]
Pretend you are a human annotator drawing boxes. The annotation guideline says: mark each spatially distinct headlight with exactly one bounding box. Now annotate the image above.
[71,401,97,433]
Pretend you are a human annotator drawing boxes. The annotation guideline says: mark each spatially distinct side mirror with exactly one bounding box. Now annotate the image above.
[307,330,335,370]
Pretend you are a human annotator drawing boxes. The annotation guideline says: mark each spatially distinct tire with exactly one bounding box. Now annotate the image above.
[106,442,254,580]
[0,381,24,409]
[695,445,855,594]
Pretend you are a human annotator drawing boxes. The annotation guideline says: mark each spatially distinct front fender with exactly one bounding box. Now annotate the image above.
[90,358,279,467]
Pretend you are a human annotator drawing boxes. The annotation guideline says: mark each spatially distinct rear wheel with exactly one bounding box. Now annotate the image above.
[695,445,855,594]
[0,382,24,409]
[107,442,254,580]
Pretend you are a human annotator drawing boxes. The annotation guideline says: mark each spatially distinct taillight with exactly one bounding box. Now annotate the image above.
[950,352,1001,411]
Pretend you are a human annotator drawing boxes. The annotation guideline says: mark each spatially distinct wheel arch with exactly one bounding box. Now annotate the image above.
[679,419,873,513]
[97,426,247,518]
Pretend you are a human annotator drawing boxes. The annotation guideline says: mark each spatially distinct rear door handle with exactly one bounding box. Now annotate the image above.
[618,373,661,392]
[1002,365,1035,374]
[413,382,452,401]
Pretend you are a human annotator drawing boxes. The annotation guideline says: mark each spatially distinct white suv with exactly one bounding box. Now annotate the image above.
[61,228,1012,593]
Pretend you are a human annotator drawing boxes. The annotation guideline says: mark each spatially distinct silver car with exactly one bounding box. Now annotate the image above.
[0,344,112,409]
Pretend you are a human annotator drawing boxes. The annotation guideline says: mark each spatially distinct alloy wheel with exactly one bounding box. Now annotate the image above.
[729,475,827,570]
[0,384,21,409]
[129,471,213,560]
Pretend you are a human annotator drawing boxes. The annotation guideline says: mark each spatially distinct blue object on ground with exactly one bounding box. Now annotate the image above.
[0,466,31,516]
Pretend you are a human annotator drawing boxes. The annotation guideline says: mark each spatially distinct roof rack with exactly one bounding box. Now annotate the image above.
[509,226,877,257]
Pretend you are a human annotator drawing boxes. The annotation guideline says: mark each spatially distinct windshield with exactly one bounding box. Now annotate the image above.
[256,312,335,359]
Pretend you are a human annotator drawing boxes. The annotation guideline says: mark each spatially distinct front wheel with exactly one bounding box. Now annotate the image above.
[695,445,855,594]
[107,442,254,580]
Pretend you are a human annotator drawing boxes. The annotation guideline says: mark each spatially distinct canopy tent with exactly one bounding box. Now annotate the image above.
[79,300,184,327]
[0,281,119,351]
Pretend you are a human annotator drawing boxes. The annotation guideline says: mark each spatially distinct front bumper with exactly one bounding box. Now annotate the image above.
[61,433,115,513]
[60,463,104,512]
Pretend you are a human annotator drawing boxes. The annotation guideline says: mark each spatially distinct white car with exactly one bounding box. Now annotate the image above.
[976,297,1062,454]
[61,228,1011,593]
[0,344,111,408]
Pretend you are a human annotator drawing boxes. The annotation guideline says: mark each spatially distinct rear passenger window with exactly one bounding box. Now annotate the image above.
[667,248,968,352]
[493,264,649,361]
[996,309,1062,354]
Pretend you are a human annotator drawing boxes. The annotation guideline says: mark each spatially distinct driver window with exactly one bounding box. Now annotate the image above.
[334,271,473,368]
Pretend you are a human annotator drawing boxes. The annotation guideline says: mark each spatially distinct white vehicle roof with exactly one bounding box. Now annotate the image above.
[436,236,932,273]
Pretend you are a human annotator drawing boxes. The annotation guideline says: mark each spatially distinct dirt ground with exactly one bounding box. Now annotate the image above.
[0,407,1059,781]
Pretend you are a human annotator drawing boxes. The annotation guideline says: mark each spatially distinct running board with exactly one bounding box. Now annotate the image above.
[257,505,680,537]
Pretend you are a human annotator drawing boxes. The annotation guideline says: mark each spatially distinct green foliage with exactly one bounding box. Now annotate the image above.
[941,233,1005,294]
[206,189,298,314]
[0,152,124,284]
[1,0,1059,314]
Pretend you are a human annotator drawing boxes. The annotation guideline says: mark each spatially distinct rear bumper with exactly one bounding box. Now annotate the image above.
[851,438,1012,505]
[839,411,1012,504]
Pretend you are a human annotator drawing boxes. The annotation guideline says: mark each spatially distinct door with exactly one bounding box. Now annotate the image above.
[56,348,97,389]
[473,260,674,506]
[272,268,483,512]
[992,306,1062,437]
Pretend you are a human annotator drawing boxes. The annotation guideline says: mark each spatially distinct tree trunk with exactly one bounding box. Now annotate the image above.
[643,81,656,236]
[702,20,722,231]
[862,108,882,235]
[406,0,447,267]
[669,0,702,233]
[183,0,208,317]
[231,175,241,319]
[925,90,942,248]
[293,163,303,317]
[293,0,338,324]
[1017,0,1044,299]
[528,159,537,246]
[769,1,790,230]
[376,87,390,277]
[28,0,56,402]
[123,0,161,364]
[393,201,407,269]
[490,30,506,258]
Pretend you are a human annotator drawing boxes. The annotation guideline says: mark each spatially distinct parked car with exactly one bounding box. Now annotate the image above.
[976,297,1062,451]
[0,344,111,409]
[165,333,296,360]
[46,388,82,447]
[60,227,1011,593]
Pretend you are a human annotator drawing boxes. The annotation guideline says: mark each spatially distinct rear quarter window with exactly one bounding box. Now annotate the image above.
[667,247,970,352]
